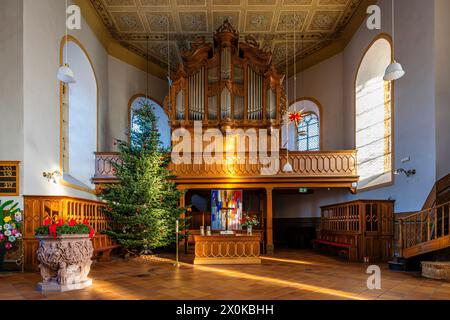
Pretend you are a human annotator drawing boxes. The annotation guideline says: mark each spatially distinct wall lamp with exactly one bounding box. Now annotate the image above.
[394,168,416,177]
[43,170,62,184]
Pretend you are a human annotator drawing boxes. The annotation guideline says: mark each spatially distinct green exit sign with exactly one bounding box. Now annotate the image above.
[299,188,309,193]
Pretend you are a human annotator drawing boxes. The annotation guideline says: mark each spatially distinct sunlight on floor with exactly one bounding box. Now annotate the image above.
[149,256,366,300]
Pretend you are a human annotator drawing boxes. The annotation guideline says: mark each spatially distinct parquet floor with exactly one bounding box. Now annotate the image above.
[0,250,449,300]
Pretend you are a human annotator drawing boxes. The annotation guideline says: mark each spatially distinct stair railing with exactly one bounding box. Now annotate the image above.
[398,201,450,256]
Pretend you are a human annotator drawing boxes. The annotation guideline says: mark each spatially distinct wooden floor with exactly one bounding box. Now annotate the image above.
[1,250,450,300]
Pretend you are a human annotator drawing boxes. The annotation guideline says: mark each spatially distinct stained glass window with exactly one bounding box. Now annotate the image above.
[297,113,320,151]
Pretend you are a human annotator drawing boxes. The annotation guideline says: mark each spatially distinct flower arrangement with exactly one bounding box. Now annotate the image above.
[0,200,22,252]
[240,214,259,228]
[288,110,304,127]
[34,217,95,239]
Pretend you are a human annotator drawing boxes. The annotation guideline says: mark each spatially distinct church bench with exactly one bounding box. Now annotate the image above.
[92,234,120,262]
[313,239,356,261]
[314,239,352,249]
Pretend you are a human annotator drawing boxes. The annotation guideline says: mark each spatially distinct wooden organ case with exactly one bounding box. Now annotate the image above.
[165,20,286,132]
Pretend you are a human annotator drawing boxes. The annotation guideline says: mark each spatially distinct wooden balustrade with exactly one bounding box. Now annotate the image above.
[398,201,450,258]
[23,196,109,271]
[319,200,395,261]
[93,150,358,186]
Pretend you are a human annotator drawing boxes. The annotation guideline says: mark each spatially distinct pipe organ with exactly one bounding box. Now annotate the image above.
[166,19,286,131]
[188,67,205,120]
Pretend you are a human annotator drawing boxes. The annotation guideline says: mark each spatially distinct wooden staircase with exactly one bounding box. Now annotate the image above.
[396,201,450,260]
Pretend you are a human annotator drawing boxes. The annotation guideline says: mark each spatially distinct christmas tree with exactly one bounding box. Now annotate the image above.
[101,101,188,255]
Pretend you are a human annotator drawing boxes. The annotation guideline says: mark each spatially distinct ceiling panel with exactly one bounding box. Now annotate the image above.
[89,0,363,72]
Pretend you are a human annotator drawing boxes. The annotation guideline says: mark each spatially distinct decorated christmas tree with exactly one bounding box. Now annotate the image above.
[101,101,188,255]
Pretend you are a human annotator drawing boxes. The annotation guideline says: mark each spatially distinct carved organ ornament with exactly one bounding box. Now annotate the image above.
[165,20,286,131]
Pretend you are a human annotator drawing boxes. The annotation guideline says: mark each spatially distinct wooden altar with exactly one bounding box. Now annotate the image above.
[194,234,261,265]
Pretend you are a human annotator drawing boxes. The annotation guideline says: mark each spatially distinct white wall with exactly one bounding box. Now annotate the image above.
[106,56,168,151]
[0,0,23,206]
[344,0,437,212]
[286,53,344,150]
[22,0,108,199]
[282,0,441,214]
[435,0,450,180]
[1,0,168,201]
[274,189,349,219]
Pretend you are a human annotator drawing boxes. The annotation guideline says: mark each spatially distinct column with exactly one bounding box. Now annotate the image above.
[266,187,274,254]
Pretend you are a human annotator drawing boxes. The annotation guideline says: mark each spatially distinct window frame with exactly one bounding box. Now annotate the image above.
[297,111,320,152]
[288,97,323,151]
[59,35,99,194]
[354,33,395,193]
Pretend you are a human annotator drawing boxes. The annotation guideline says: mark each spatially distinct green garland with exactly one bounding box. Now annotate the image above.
[35,224,91,236]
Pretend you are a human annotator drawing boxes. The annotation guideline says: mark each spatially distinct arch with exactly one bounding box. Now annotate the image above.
[354,33,394,191]
[59,35,98,193]
[282,97,323,151]
[128,94,171,149]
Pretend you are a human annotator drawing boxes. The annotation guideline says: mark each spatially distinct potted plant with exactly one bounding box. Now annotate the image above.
[241,214,259,236]
[0,200,22,271]
[34,217,95,292]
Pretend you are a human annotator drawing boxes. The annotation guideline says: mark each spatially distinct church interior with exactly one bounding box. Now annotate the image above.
[1,0,450,301]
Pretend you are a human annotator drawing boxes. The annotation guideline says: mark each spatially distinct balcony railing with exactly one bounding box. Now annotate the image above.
[93,150,358,186]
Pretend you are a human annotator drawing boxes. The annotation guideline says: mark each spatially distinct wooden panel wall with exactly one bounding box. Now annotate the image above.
[319,200,395,262]
[23,196,107,271]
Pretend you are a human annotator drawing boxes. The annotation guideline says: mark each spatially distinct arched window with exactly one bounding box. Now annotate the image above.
[297,112,320,151]
[60,37,97,190]
[129,95,171,149]
[282,98,321,151]
[355,35,393,190]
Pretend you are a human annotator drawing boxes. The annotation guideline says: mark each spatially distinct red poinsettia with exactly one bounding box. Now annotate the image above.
[69,219,77,227]
[49,224,57,238]
[82,219,95,239]
[57,218,64,227]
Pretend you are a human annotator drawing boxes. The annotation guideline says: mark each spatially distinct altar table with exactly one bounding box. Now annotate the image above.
[193,234,261,265]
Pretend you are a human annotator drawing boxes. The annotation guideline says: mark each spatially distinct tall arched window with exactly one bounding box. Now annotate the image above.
[355,35,393,190]
[282,98,321,151]
[61,37,97,190]
[129,95,171,149]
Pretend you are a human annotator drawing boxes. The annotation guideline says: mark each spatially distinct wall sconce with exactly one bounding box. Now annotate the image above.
[394,168,416,177]
[43,170,62,184]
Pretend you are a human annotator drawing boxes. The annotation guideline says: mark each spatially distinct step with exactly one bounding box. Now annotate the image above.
[421,261,450,281]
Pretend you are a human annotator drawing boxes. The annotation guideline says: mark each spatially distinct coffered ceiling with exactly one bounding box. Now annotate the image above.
[87,0,370,76]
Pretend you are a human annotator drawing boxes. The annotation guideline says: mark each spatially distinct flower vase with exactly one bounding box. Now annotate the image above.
[247,225,253,236]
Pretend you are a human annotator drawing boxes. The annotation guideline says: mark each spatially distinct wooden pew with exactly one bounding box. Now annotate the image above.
[92,234,120,262]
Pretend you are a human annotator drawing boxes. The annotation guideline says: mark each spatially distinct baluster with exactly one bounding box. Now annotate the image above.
[427,210,431,241]
[414,214,417,246]
[399,219,403,256]
[442,206,445,239]
[420,210,423,243]
[434,207,438,239]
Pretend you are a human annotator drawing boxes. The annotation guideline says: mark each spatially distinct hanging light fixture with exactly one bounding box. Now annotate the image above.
[283,12,296,173]
[57,0,76,83]
[384,0,405,81]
